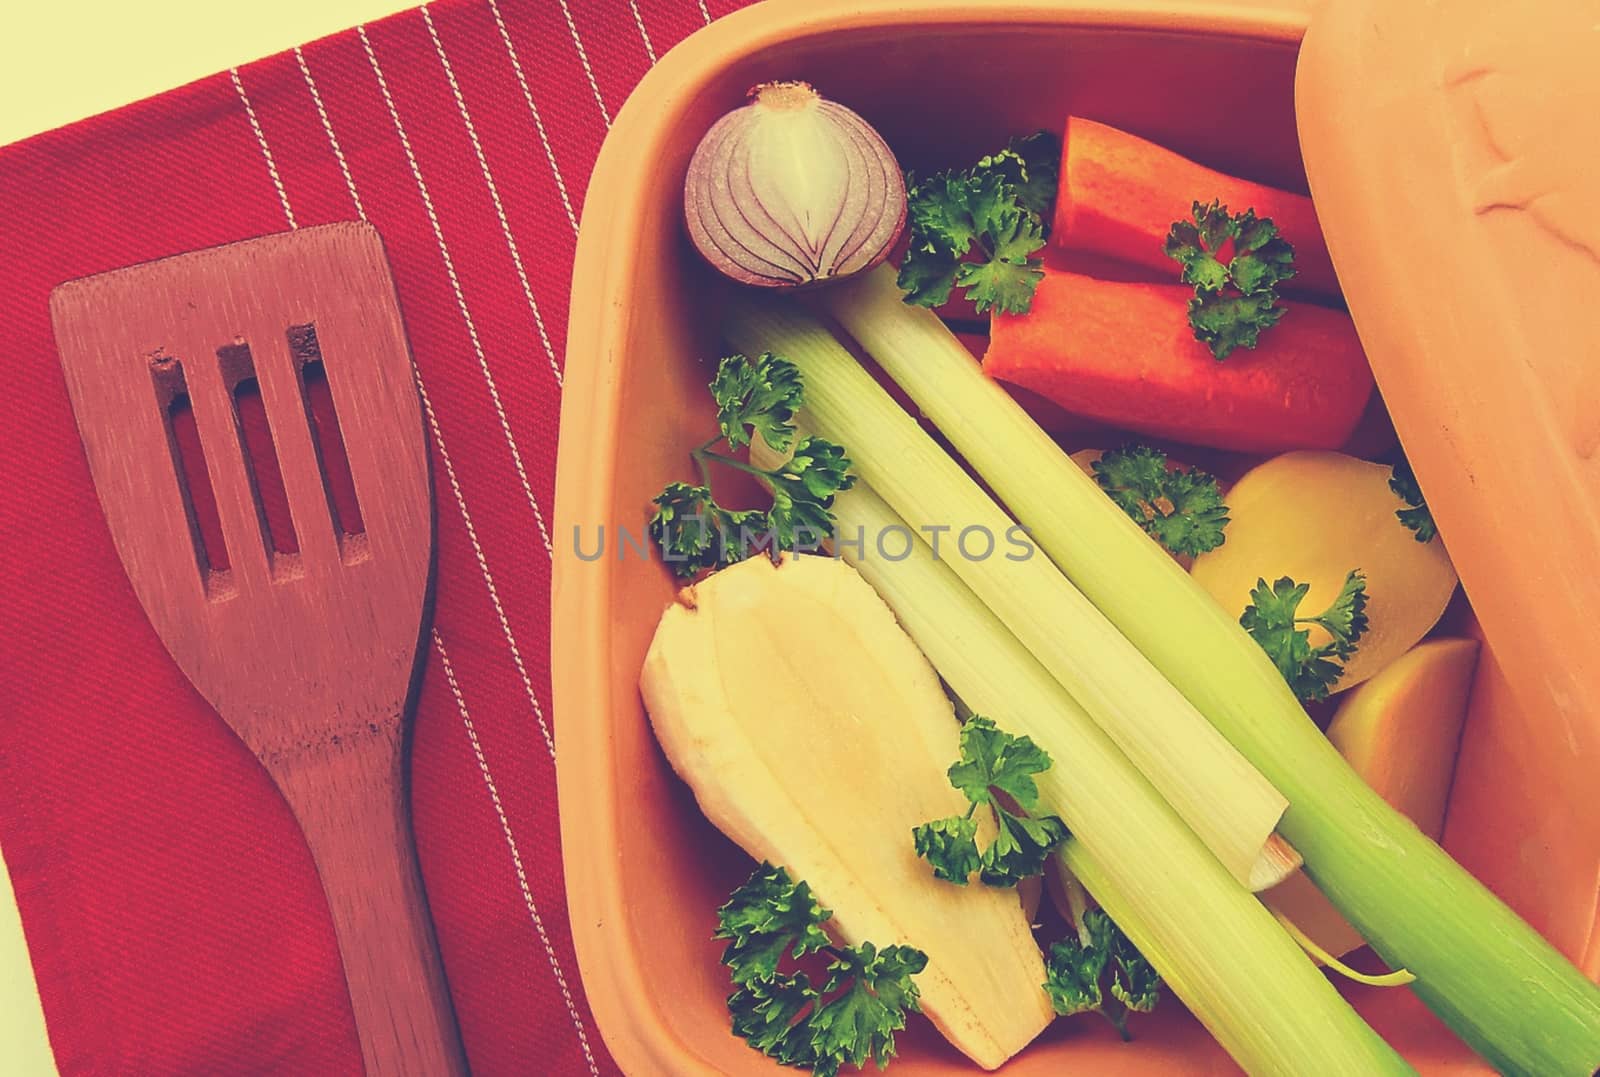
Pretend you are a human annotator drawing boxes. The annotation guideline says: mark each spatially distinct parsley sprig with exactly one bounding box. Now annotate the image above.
[1044,908,1161,1040]
[1388,461,1438,543]
[649,353,856,578]
[1240,570,1370,701]
[717,864,928,1077]
[898,132,1060,315]
[912,716,1069,887]
[1165,200,1297,360]
[1092,445,1229,557]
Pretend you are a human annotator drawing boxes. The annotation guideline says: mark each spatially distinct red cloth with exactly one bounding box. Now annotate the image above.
[0,0,743,1072]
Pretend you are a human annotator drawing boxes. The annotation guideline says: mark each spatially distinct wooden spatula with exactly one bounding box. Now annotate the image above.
[50,222,467,1076]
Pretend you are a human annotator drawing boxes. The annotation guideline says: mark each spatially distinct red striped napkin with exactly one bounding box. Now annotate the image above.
[0,0,741,1072]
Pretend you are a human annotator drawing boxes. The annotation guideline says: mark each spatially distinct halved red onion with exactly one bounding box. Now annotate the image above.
[684,82,907,288]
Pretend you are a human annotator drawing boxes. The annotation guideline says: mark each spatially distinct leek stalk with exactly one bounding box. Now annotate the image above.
[725,299,1288,890]
[814,265,1600,1076]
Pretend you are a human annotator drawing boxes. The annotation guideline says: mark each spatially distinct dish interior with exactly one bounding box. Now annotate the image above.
[567,14,1492,1074]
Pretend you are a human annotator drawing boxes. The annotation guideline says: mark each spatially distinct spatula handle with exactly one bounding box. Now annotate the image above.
[278,757,468,1076]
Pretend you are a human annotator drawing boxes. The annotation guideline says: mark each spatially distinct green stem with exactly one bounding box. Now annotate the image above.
[693,447,774,482]
[691,436,722,490]
[1103,1004,1132,1043]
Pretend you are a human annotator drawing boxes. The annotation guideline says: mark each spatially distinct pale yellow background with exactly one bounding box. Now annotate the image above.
[1,3,414,1069]
[1,0,415,147]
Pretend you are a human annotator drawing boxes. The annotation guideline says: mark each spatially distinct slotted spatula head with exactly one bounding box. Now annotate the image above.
[49,222,433,758]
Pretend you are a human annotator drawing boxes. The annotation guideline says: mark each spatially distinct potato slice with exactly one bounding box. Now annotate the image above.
[1328,637,1479,839]
[1190,451,1458,692]
[640,553,1053,1069]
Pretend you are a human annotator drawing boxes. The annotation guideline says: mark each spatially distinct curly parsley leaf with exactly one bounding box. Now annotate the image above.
[953,205,1046,315]
[808,943,927,1077]
[1044,908,1162,1040]
[974,131,1062,223]
[716,866,927,1077]
[910,816,980,884]
[1091,445,1229,556]
[1389,461,1438,543]
[981,810,1070,886]
[1240,571,1370,701]
[1043,922,1107,1019]
[647,484,771,579]
[766,436,856,547]
[649,355,855,578]
[899,133,1058,315]
[945,714,1053,810]
[712,352,804,452]
[648,483,723,579]
[1110,929,1161,1016]
[729,972,819,1065]
[715,862,833,985]
[1187,289,1287,359]
[1165,200,1296,360]
[912,716,1068,887]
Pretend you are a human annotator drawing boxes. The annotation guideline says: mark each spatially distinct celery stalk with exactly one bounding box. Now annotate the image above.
[814,265,1600,1076]
[725,299,1289,890]
[747,459,1410,1075]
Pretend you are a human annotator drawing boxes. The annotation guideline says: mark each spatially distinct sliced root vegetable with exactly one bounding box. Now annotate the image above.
[1328,637,1479,839]
[1189,451,1459,692]
[640,553,1053,1068]
[1052,116,1341,302]
[728,291,1290,891]
[984,268,1373,453]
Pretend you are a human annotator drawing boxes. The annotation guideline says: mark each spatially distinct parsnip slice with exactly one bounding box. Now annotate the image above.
[640,553,1053,1069]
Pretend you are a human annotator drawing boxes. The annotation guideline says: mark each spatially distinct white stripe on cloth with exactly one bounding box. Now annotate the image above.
[697,0,712,25]
[294,47,366,222]
[434,630,601,1077]
[229,68,297,229]
[555,0,613,127]
[421,3,564,389]
[486,0,580,234]
[627,0,658,64]
[257,37,596,1068]
[357,24,556,559]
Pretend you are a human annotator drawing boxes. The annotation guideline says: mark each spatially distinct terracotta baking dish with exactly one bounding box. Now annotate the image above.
[551,1,1592,1072]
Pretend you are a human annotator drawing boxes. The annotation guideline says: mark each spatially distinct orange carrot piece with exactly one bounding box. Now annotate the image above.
[984,269,1372,453]
[1053,117,1342,302]
[954,331,1113,442]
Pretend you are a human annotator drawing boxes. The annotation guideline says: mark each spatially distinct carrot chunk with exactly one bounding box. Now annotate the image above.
[984,269,1372,453]
[1053,117,1342,303]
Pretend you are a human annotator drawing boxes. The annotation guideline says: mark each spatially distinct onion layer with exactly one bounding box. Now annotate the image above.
[684,81,906,288]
